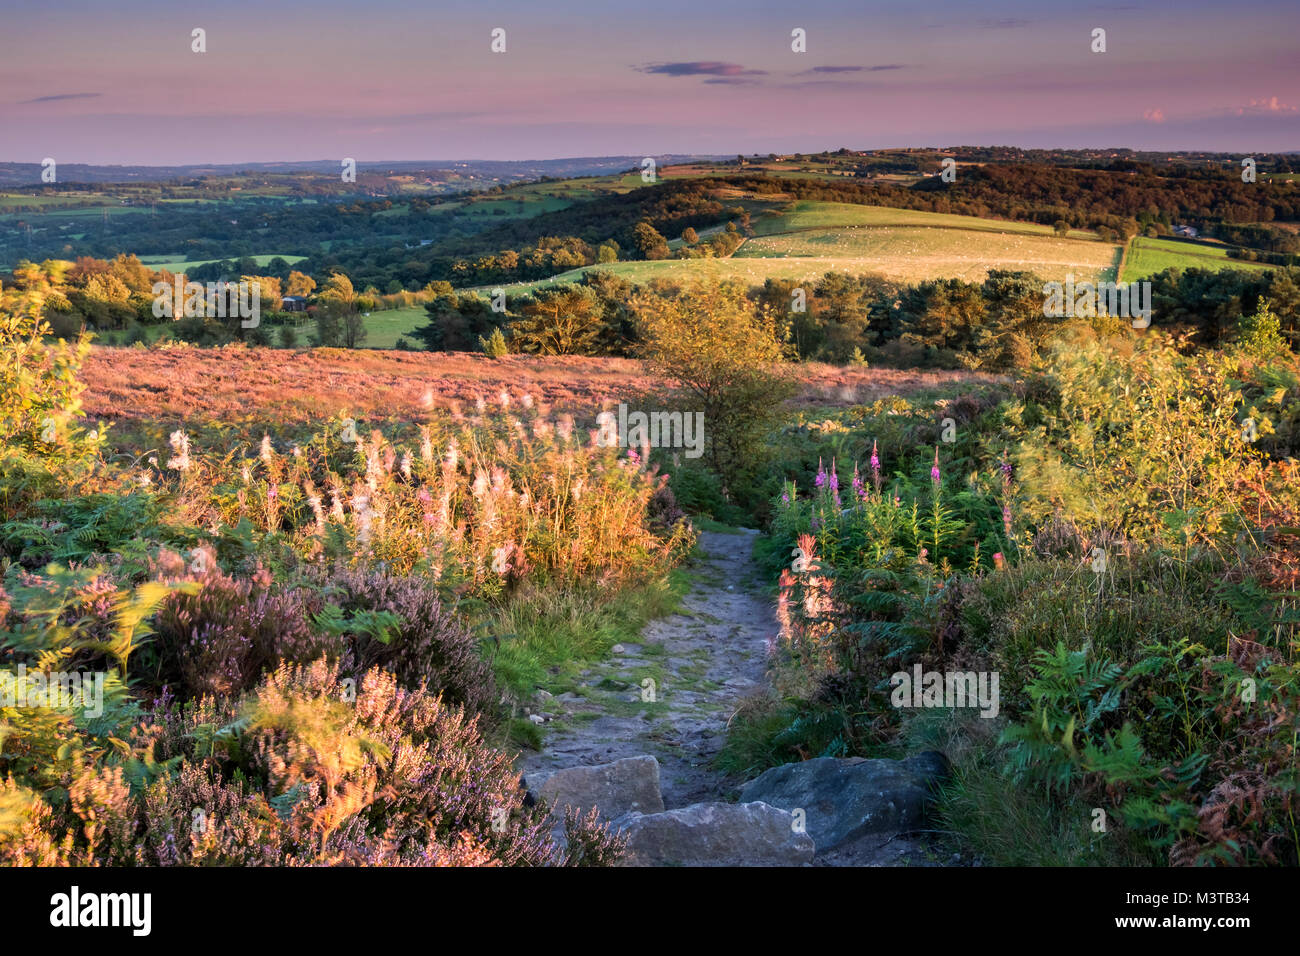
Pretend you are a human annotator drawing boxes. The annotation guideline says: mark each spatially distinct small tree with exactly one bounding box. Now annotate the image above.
[318,272,355,305]
[512,286,603,355]
[313,307,341,347]
[681,227,699,245]
[342,311,368,349]
[479,326,509,357]
[286,270,316,297]
[1237,298,1288,358]
[630,221,670,261]
[413,293,497,352]
[631,282,795,495]
[241,275,283,311]
[314,272,366,348]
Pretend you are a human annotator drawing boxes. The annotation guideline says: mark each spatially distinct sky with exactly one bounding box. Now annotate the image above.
[3,0,1297,165]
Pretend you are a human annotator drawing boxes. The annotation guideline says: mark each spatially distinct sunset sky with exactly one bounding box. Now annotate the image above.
[4,0,1298,165]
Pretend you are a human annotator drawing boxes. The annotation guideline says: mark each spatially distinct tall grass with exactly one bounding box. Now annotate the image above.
[142,391,694,598]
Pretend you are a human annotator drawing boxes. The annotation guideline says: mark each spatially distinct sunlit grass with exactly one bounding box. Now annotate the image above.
[489,568,689,699]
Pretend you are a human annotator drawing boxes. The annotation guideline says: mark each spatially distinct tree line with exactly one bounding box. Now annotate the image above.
[409,265,1300,369]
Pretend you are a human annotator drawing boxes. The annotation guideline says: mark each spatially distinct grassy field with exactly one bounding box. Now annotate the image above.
[737,225,1118,283]
[469,258,896,296]
[470,237,1119,295]
[0,192,121,210]
[454,200,1121,300]
[1121,236,1277,281]
[137,252,307,272]
[752,200,1098,239]
[358,306,428,348]
[0,204,158,222]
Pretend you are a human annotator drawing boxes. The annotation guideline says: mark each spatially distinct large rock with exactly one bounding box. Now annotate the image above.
[738,752,950,851]
[615,801,814,867]
[534,755,665,821]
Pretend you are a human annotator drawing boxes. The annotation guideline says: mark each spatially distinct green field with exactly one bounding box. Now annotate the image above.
[375,177,634,224]
[137,253,307,272]
[753,200,1097,239]
[358,306,429,348]
[1120,237,1276,281]
[461,200,1120,297]
[475,258,905,295]
[455,194,574,218]
[0,204,157,222]
[737,225,1118,284]
[476,243,1116,296]
[0,192,120,210]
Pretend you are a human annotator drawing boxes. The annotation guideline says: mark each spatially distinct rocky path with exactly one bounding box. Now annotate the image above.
[516,528,772,808]
[515,527,952,866]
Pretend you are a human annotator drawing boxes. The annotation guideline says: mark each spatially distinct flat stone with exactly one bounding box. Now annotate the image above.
[614,801,814,866]
[534,755,665,822]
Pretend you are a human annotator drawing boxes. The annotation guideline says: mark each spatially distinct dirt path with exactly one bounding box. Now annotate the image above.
[516,528,772,808]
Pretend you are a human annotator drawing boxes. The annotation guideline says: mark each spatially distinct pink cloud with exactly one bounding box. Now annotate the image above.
[1236,96,1297,114]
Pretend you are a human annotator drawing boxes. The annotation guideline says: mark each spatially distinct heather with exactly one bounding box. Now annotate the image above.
[0,298,692,866]
[2,655,622,866]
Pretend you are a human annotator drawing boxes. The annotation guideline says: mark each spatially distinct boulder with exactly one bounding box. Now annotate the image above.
[534,755,665,821]
[738,752,950,851]
[615,801,814,867]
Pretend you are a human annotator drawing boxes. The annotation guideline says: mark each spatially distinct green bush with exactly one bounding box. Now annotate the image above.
[0,294,105,518]
[479,326,509,357]
[1236,298,1288,359]
[631,281,796,500]
[1007,336,1258,551]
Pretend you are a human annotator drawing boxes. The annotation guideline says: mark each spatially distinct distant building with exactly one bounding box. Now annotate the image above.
[1173,225,1199,238]
[281,295,308,312]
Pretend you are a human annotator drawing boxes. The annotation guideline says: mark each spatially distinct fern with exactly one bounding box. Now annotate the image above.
[1001,642,1125,791]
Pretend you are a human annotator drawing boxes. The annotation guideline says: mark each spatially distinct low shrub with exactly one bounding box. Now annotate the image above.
[149,561,333,701]
[315,564,496,715]
[2,659,622,866]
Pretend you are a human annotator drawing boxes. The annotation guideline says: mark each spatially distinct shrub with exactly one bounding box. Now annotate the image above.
[315,565,496,714]
[3,659,623,866]
[631,281,796,498]
[645,480,686,535]
[1008,336,1259,551]
[1236,298,1288,359]
[511,286,603,355]
[0,290,105,517]
[479,326,509,357]
[149,563,334,701]
[1,491,186,568]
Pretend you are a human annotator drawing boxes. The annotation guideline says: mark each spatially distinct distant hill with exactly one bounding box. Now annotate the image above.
[0,156,726,188]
